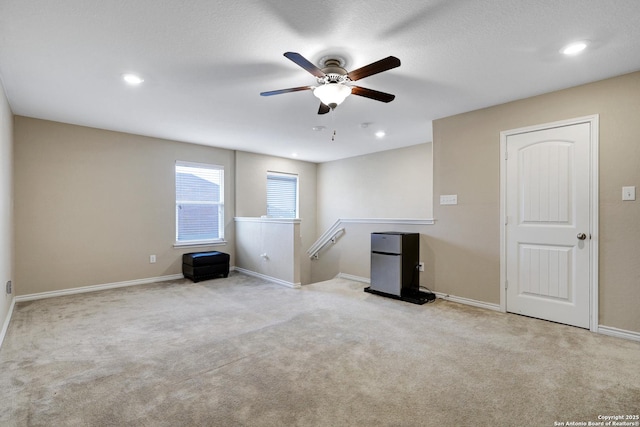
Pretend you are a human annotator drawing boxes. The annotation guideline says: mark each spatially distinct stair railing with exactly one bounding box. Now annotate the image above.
[307,219,345,259]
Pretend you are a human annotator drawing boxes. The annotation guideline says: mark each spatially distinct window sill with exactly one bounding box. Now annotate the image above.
[173,240,227,249]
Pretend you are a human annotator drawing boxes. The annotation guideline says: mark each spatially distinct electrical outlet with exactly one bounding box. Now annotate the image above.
[6,280,11,294]
[418,262,425,272]
[622,186,636,201]
[150,255,156,263]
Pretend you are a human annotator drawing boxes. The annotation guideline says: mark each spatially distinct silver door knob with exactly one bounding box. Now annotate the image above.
[577,233,587,240]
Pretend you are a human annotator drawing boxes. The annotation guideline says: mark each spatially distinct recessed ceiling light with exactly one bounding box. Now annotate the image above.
[561,41,589,55]
[375,130,386,138]
[292,153,298,158]
[312,126,326,132]
[123,73,144,85]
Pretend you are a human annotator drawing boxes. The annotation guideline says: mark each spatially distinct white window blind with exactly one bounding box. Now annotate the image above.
[267,172,298,219]
[175,161,224,244]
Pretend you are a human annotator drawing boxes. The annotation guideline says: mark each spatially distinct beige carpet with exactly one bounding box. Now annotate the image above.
[1,272,638,426]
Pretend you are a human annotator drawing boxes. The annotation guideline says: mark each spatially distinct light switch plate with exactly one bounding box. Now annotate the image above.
[622,186,636,201]
[440,194,458,205]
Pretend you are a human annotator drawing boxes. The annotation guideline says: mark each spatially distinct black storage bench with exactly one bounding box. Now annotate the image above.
[182,251,230,283]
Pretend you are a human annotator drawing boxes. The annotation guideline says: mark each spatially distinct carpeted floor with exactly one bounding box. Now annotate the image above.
[1,272,639,426]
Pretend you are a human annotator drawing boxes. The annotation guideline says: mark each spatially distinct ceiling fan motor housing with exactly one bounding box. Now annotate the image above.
[318,58,350,84]
[318,73,349,85]
[320,57,347,72]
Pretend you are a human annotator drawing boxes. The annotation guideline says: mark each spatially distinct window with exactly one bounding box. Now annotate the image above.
[175,161,224,245]
[267,172,298,219]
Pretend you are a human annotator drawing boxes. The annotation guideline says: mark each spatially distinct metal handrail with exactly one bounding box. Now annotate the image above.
[308,227,345,259]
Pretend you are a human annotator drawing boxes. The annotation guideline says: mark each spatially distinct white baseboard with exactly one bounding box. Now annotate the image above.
[434,292,502,312]
[597,325,640,342]
[0,297,16,350]
[334,273,502,312]
[336,273,370,283]
[234,267,301,289]
[15,274,185,303]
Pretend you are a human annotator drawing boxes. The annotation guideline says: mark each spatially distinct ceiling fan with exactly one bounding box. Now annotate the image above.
[260,52,401,114]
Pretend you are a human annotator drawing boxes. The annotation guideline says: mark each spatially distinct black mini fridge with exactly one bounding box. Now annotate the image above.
[365,232,434,304]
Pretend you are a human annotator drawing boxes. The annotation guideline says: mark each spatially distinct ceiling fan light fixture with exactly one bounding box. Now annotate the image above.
[313,83,352,109]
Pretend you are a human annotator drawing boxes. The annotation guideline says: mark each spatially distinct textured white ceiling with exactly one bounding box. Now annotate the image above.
[1,0,640,162]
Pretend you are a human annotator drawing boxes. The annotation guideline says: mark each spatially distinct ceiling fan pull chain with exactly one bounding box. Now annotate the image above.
[330,107,337,141]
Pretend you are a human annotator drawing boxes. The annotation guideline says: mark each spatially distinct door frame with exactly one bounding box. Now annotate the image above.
[499,115,599,331]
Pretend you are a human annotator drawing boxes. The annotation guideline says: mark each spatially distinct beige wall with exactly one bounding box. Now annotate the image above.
[317,143,433,231]
[0,79,13,334]
[432,71,640,333]
[13,117,236,296]
[235,151,316,284]
[313,143,433,284]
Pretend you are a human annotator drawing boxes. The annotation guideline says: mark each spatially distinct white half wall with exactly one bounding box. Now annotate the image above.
[235,218,301,288]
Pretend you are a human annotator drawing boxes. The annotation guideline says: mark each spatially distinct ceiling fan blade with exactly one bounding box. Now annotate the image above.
[351,86,396,103]
[284,52,325,78]
[260,86,313,96]
[318,103,331,115]
[347,56,401,81]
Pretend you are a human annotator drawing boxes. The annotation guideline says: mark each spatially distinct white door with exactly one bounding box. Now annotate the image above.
[505,122,592,328]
